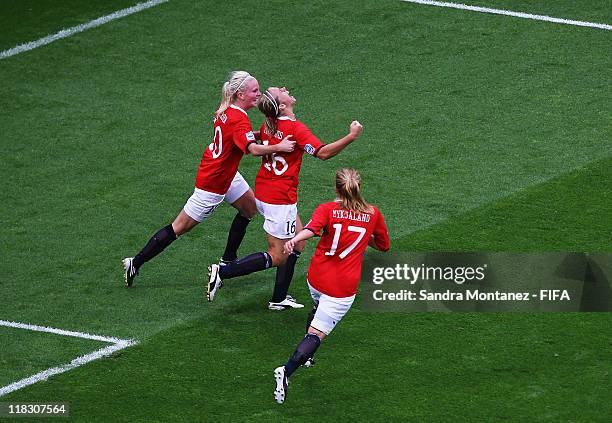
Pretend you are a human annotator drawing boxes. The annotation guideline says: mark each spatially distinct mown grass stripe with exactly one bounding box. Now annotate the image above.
[402,0,612,30]
[0,0,168,60]
[395,157,612,251]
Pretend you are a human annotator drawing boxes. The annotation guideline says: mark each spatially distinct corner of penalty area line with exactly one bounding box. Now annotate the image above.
[0,319,139,397]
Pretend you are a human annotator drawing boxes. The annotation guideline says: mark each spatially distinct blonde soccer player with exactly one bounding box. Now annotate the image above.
[272,168,390,404]
[123,72,294,287]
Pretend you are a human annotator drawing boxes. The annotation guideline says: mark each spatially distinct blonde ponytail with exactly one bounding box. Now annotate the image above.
[215,71,253,116]
[335,168,374,214]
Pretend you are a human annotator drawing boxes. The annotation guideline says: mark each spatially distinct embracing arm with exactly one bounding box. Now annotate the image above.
[247,135,295,157]
[317,120,363,161]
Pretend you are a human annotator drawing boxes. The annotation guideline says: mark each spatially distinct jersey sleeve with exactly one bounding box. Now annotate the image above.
[304,203,331,236]
[371,208,390,252]
[294,121,324,157]
[233,115,256,154]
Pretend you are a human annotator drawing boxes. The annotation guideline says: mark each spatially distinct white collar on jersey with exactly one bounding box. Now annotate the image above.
[229,104,248,116]
[278,116,296,121]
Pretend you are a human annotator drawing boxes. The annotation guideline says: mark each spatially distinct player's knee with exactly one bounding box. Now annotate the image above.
[308,329,326,341]
[172,212,198,236]
[269,249,287,267]
[233,192,257,219]
[236,203,256,219]
[172,220,188,236]
[171,223,184,236]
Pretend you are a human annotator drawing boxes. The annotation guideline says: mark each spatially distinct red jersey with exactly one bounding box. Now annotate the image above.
[195,105,257,195]
[255,117,324,204]
[305,202,390,298]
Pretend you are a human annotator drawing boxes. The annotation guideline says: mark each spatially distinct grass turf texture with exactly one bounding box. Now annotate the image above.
[0,0,610,421]
[0,327,107,388]
[0,0,142,51]
[397,157,612,251]
[5,154,611,422]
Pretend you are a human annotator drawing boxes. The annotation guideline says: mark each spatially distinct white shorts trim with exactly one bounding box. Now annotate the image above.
[307,282,355,335]
[224,172,250,204]
[255,199,298,239]
[183,173,250,222]
[183,188,224,222]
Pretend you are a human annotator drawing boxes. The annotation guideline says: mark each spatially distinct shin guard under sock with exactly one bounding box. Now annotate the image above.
[133,224,177,270]
[222,214,251,262]
[271,250,301,302]
[219,252,272,280]
[285,333,321,377]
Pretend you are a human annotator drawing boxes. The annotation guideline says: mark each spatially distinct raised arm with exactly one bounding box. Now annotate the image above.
[316,120,363,161]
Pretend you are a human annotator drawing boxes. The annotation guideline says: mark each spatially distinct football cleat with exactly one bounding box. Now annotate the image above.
[123,257,139,287]
[302,357,316,368]
[268,295,305,311]
[207,263,223,302]
[273,366,288,404]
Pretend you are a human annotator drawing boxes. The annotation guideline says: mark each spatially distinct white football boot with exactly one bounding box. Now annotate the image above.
[268,295,304,311]
[206,264,223,302]
[123,257,138,287]
[273,366,288,404]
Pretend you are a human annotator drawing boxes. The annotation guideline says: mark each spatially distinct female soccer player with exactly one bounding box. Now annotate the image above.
[272,168,390,404]
[123,72,295,287]
[206,87,363,306]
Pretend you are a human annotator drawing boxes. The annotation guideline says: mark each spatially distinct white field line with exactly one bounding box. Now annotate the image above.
[0,320,137,397]
[402,0,612,30]
[0,320,128,344]
[0,0,169,60]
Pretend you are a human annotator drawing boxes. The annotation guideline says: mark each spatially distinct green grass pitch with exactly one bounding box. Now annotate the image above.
[1,0,610,421]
